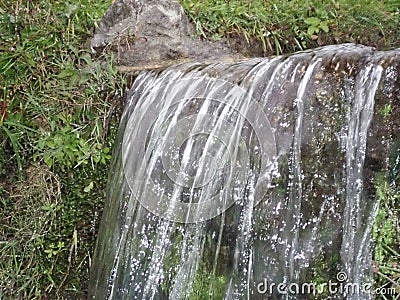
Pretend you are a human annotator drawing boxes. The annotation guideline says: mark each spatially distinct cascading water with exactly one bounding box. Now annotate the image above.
[88,44,400,299]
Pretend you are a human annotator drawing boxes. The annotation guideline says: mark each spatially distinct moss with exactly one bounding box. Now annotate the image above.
[189,244,228,300]
[309,252,341,299]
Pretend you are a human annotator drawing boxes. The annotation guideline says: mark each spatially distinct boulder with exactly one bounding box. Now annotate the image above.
[91,0,239,70]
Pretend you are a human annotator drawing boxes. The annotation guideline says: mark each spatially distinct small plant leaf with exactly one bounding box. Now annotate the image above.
[307,26,318,35]
[320,22,329,33]
[304,17,320,26]
[84,181,94,193]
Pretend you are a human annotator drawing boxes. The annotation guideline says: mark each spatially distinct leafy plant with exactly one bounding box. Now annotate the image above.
[379,104,393,118]
[36,123,111,169]
[304,17,330,36]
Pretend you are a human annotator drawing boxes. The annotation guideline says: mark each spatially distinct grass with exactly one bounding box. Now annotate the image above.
[179,0,400,55]
[0,0,126,298]
[373,175,400,298]
[0,0,399,298]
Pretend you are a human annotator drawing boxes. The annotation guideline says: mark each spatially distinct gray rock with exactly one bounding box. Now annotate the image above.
[91,0,238,68]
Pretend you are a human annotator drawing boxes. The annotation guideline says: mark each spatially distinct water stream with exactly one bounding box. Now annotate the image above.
[89,44,400,299]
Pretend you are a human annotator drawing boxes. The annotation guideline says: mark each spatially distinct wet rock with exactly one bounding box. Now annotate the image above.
[91,0,239,69]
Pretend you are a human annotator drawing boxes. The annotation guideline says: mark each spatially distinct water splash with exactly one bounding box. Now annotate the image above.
[89,44,400,299]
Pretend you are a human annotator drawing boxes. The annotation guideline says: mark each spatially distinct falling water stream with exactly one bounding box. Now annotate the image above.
[89,44,400,299]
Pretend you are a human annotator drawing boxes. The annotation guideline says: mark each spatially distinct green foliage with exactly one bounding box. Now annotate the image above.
[0,165,64,298]
[44,242,66,259]
[308,252,341,299]
[36,121,111,169]
[372,175,400,297]
[189,267,227,300]
[379,104,393,118]
[160,232,228,299]
[189,234,227,300]
[0,112,37,179]
[161,232,183,294]
[0,0,125,298]
[0,162,111,298]
[304,17,330,36]
[179,0,400,55]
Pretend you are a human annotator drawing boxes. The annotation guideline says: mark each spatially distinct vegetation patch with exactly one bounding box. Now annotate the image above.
[0,0,126,298]
[179,0,400,55]
[373,175,400,298]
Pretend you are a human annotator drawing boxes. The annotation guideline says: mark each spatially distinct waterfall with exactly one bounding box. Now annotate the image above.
[340,64,383,299]
[89,44,400,299]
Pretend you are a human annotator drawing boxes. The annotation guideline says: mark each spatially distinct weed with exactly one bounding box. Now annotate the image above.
[304,16,330,36]
[379,104,393,118]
